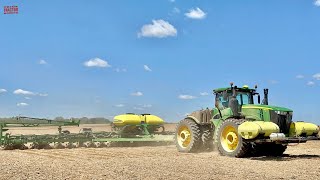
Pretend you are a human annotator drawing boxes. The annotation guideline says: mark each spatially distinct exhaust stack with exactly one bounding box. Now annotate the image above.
[262,88,269,105]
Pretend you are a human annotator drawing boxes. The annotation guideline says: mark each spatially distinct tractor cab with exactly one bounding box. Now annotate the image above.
[212,83,262,120]
[214,84,257,109]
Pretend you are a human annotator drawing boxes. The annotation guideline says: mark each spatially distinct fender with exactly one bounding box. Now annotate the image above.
[186,116,201,124]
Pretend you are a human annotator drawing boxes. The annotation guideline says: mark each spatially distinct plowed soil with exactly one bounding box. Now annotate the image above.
[1,124,320,180]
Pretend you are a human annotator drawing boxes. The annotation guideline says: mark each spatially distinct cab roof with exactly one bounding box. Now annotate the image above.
[213,86,256,94]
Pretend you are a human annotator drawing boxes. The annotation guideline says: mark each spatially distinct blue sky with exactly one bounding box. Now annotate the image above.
[0,0,320,123]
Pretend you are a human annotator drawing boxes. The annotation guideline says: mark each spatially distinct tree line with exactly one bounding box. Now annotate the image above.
[0,117,111,124]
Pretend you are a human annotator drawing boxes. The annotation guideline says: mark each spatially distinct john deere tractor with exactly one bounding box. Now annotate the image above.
[175,83,320,157]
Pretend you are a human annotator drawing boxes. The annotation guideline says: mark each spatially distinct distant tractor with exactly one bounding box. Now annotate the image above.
[175,83,320,157]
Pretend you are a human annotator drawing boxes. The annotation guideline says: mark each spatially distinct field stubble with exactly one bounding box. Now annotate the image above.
[0,124,320,180]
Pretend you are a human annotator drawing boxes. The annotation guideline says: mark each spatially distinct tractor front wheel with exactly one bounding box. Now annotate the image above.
[216,119,249,158]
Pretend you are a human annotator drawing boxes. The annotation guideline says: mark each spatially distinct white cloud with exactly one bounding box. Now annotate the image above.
[312,73,320,80]
[13,89,35,96]
[185,7,206,19]
[131,91,143,96]
[315,0,320,6]
[307,81,315,86]
[178,94,197,100]
[39,60,47,65]
[25,97,32,100]
[200,92,209,96]
[13,89,48,97]
[17,102,29,107]
[296,75,304,79]
[115,104,125,108]
[138,19,177,38]
[84,58,111,68]
[144,65,152,72]
[0,89,7,93]
[115,68,127,72]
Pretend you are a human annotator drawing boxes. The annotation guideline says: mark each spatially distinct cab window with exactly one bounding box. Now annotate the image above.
[236,93,253,105]
[216,92,231,109]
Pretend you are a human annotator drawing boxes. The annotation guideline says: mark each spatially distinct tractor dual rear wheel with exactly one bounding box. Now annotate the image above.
[201,125,214,151]
[216,119,249,158]
[175,119,201,153]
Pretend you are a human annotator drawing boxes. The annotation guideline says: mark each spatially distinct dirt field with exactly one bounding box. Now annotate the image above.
[1,124,320,180]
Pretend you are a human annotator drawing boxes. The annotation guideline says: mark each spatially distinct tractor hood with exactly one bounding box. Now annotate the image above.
[242,104,293,112]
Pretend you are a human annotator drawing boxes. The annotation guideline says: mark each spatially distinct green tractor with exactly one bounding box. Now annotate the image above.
[175,83,320,157]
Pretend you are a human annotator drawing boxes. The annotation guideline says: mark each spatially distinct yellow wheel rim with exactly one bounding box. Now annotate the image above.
[220,125,239,152]
[177,125,191,148]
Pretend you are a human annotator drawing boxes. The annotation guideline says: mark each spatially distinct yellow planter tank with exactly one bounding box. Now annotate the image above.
[113,113,164,127]
[289,122,319,137]
[238,121,280,139]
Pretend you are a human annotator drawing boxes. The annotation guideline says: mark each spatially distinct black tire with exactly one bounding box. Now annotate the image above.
[66,143,76,149]
[247,142,262,157]
[30,143,40,149]
[175,118,201,153]
[86,142,97,148]
[53,143,65,149]
[201,125,214,151]
[271,144,287,156]
[216,119,249,158]
[3,145,14,150]
[19,144,28,150]
[264,144,287,156]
